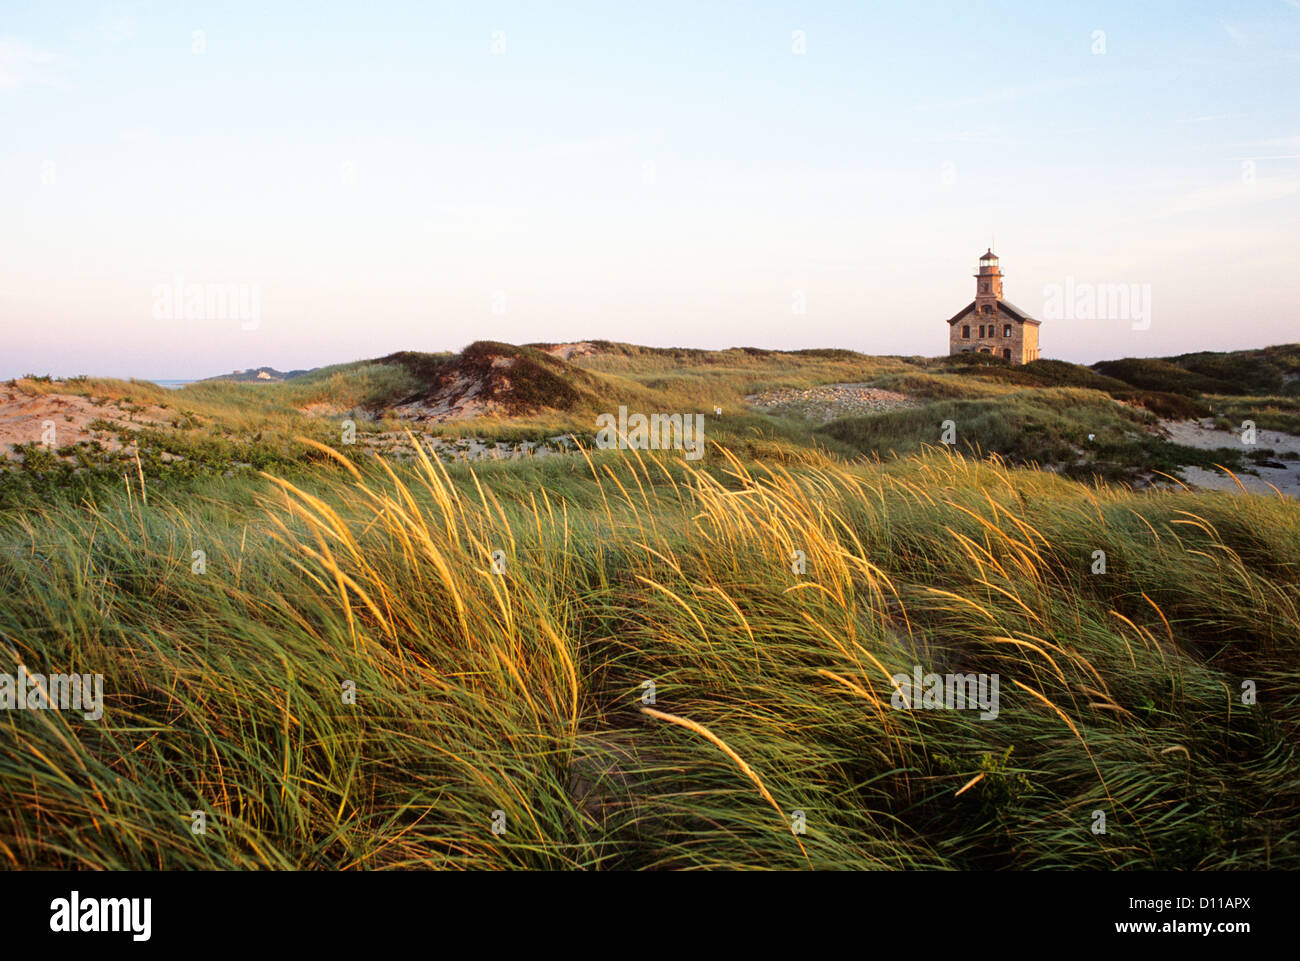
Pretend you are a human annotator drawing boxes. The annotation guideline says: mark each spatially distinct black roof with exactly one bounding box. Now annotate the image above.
[979,249,998,260]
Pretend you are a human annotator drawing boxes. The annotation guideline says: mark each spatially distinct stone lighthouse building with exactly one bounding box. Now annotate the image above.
[946,250,1041,364]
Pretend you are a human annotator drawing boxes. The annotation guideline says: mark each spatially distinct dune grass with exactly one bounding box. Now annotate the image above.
[816,387,1247,484]
[1,441,1296,869]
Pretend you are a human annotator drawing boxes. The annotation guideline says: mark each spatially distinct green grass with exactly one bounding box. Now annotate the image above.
[7,340,1298,515]
[1,443,1296,869]
[1209,396,1300,436]
[815,387,1241,484]
[1093,345,1300,397]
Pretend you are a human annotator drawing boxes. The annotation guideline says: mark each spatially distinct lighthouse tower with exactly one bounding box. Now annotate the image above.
[974,249,1003,310]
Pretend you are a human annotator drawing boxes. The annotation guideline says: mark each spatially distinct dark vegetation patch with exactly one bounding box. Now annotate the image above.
[930,355,1210,418]
[787,348,865,361]
[382,341,608,415]
[374,350,455,385]
[1093,345,1300,398]
[1092,357,1235,395]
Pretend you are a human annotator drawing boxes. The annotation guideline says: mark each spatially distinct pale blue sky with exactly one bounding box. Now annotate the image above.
[3,1,1298,378]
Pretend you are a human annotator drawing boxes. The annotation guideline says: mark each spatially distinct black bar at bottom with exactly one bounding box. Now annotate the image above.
[0,870,1276,949]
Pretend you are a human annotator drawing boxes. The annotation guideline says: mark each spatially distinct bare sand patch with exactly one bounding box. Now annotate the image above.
[0,388,173,462]
[390,369,510,422]
[1159,417,1300,497]
[541,342,598,361]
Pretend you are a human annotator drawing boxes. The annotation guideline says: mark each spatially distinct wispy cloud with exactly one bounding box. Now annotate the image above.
[0,37,64,92]
[915,75,1103,112]
[1231,134,1300,154]
[1157,177,1300,218]
[703,182,771,195]
[529,134,645,160]
[97,8,136,46]
[1222,23,1248,45]
[531,141,604,159]
[927,131,991,143]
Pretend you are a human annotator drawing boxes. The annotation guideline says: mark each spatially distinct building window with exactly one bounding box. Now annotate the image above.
[962,325,970,339]
[978,325,984,337]
[1002,348,1011,360]
[1003,324,1012,338]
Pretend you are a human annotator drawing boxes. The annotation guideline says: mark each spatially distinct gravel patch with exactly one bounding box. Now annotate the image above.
[747,383,917,422]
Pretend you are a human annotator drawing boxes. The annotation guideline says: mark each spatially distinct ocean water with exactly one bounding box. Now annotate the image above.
[153,380,195,390]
